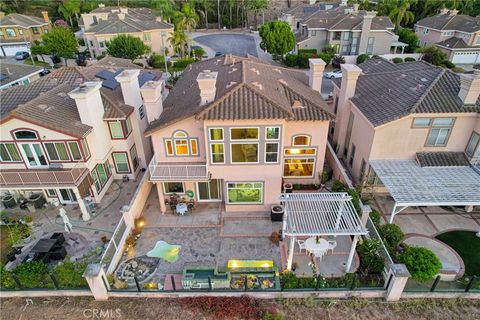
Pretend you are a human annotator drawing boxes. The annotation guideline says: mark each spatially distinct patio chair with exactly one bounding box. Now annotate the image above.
[297,239,307,254]
[187,199,195,213]
[327,241,337,254]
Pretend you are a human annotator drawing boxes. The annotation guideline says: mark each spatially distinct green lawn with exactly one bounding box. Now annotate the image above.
[0,226,13,264]
[23,59,48,67]
[435,231,480,276]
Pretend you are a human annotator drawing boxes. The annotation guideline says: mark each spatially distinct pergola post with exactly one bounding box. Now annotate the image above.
[287,236,295,271]
[346,235,359,272]
[389,203,397,223]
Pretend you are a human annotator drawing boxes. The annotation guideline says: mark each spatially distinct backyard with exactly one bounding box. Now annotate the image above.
[0,226,12,264]
[435,231,480,276]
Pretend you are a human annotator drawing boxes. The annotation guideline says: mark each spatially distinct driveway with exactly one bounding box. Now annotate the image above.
[0,56,24,65]
[193,33,258,57]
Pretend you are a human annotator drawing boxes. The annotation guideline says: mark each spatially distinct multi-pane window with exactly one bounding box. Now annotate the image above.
[211,143,224,163]
[412,117,455,146]
[231,143,259,163]
[227,182,263,204]
[292,135,310,146]
[14,130,37,139]
[209,128,223,141]
[130,145,138,170]
[143,33,151,41]
[68,142,82,160]
[284,148,316,155]
[0,143,21,162]
[265,143,279,163]
[465,132,480,158]
[108,119,132,139]
[230,128,259,140]
[112,152,130,173]
[44,142,70,161]
[165,130,199,156]
[163,182,184,194]
[32,27,40,34]
[283,158,315,177]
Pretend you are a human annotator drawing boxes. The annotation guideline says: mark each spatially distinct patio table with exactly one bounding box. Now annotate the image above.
[30,239,58,253]
[176,203,188,216]
[305,237,328,258]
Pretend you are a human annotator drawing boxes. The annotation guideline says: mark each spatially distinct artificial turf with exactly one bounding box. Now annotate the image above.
[435,231,480,276]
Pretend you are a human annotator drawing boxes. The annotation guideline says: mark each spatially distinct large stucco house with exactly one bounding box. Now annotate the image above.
[80,5,174,58]
[0,11,51,57]
[143,54,334,213]
[0,57,161,220]
[282,3,400,55]
[415,9,480,64]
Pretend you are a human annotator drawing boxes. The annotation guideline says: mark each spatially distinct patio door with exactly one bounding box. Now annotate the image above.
[18,143,48,168]
[196,179,221,202]
[58,189,77,204]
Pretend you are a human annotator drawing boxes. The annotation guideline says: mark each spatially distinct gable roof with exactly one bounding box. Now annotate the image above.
[0,63,43,87]
[436,37,479,50]
[416,14,480,33]
[0,13,47,27]
[333,57,479,127]
[283,2,341,21]
[1,57,161,137]
[303,7,393,30]
[145,55,333,135]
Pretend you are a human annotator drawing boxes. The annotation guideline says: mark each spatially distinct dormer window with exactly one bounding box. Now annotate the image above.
[14,130,38,140]
[165,130,199,156]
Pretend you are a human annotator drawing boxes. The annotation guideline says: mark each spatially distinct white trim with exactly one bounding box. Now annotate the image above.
[209,127,224,141]
[265,126,281,140]
[226,181,263,205]
[230,142,260,164]
[265,142,280,164]
[283,157,316,178]
[292,134,310,146]
[229,127,260,141]
[195,179,222,202]
[162,182,186,194]
[210,143,225,164]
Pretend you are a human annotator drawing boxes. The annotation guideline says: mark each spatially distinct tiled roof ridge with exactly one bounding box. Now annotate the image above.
[442,14,458,30]
[120,18,144,31]
[359,60,437,76]
[14,83,72,113]
[195,82,246,119]
[282,83,335,119]
[329,13,350,29]
[244,82,295,118]
[409,68,446,114]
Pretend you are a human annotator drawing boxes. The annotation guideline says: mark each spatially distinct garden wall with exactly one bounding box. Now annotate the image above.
[325,142,354,188]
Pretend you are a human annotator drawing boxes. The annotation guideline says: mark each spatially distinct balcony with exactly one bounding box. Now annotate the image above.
[149,158,209,181]
[0,164,90,188]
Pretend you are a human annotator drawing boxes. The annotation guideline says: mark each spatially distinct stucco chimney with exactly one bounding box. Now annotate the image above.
[117,13,125,20]
[308,58,326,93]
[115,69,143,108]
[458,71,480,105]
[0,12,5,20]
[439,8,449,15]
[450,9,459,16]
[340,0,348,7]
[140,80,164,123]
[98,3,105,8]
[353,4,360,12]
[197,70,218,106]
[41,11,50,23]
[68,82,112,160]
[339,64,362,100]
[358,11,377,54]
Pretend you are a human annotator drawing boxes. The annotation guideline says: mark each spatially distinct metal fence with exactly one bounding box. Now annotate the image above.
[0,267,88,291]
[405,275,480,293]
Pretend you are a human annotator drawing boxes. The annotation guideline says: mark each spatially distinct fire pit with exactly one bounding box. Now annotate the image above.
[115,256,159,285]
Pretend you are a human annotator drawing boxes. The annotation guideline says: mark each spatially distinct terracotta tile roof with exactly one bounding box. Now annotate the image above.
[0,63,43,87]
[416,14,480,33]
[436,37,478,50]
[303,7,393,30]
[0,13,47,27]
[416,152,470,167]
[334,58,480,127]
[145,55,333,135]
[284,2,341,21]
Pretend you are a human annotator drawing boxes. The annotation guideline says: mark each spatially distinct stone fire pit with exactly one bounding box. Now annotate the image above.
[115,256,159,285]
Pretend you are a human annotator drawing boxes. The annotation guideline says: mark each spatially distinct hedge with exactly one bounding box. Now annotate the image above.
[398,246,442,281]
[356,54,369,64]
[404,57,416,62]
[298,48,317,55]
[392,57,403,64]
[173,58,196,68]
[284,53,298,67]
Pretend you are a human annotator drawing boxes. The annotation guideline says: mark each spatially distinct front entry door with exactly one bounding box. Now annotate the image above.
[58,189,77,204]
[197,179,221,201]
[19,143,48,168]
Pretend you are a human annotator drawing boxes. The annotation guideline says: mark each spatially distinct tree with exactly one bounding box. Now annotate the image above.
[175,4,199,32]
[357,238,385,274]
[417,45,448,65]
[378,223,404,253]
[397,28,419,52]
[259,21,295,57]
[398,246,442,281]
[42,26,78,58]
[151,0,176,23]
[168,29,188,57]
[389,0,416,29]
[247,0,268,30]
[58,0,81,28]
[331,55,345,69]
[106,34,149,60]
[356,53,370,64]
[196,0,213,29]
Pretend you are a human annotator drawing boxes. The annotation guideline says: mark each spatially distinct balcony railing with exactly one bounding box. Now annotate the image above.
[149,158,209,181]
[0,164,90,188]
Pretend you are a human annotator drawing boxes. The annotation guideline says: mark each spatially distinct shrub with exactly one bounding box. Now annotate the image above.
[173,58,196,68]
[369,208,381,227]
[404,57,416,62]
[283,53,298,67]
[443,60,455,68]
[331,180,348,192]
[378,223,404,253]
[322,44,337,56]
[451,66,465,73]
[269,231,281,245]
[298,53,316,68]
[356,54,369,64]
[392,57,403,64]
[330,180,361,214]
[331,55,345,68]
[357,238,385,274]
[0,264,16,289]
[192,47,206,58]
[148,53,169,69]
[298,48,317,55]
[12,261,52,289]
[398,246,442,281]
[282,271,318,289]
[417,45,448,66]
[318,52,332,65]
[53,261,88,288]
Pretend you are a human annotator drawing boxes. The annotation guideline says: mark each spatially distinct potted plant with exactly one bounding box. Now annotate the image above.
[269,231,281,245]
[283,183,293,194]
[270,204,284,222]
[1,195,16,208]
[22,215,33,226]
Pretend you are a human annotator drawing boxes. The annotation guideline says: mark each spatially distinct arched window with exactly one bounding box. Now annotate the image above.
[292,135,310,146]
[14,130,38,140]
[165,131,199,156]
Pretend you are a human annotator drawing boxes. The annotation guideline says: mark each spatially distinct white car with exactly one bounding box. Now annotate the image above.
[324,70,342,79]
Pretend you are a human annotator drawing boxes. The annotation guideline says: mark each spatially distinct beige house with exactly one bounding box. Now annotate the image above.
[80,5,173,58]
[282,3,399,55]
[0,63,44,90]
[0,57,161,220]
[330,58,480,220]
[0,11,51,56]
[143,54,334,213]
[415,9,480,64]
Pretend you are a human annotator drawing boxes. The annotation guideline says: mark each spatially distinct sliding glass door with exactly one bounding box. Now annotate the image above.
[18,143,48,168]
[196,179,221,202]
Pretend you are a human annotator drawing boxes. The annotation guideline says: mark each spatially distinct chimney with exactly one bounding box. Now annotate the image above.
[140,80,165,123]
[339,64,362,100]
[353,4,360,12]
[458,71,480,105]
[41,11,50,23]
[439,8,449,15]
[450,9,459,16]
[98,3,105,8]
[117,13,125,20]
[0,12,5,20]
[340,0,348,7]
[68,82,112,160]
[115,69,142,108]
[197,70,218,106]
[308,58,326,93]
[358,11,376,54]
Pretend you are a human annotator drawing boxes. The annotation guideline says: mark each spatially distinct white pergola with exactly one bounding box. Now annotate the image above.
[369,160,480,223]
[281,192,368,272]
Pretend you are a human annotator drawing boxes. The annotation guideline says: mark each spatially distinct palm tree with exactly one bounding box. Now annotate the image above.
[246,0,268,30]
[168,29,188,57]
[58,0,81,28]
[196,0,214,30]
[389,0,416,29]
[177,3,199,32]
[151,0,176,23]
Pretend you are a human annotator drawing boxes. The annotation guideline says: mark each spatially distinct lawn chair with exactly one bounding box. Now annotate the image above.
[297,239,307,254]
[187,199,195,213]
[327,241,337,254]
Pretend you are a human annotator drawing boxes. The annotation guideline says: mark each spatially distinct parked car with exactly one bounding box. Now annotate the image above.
[215,51,223,57]
[324,69,342,79]
[15,51,30,60]
[39,69,51,77]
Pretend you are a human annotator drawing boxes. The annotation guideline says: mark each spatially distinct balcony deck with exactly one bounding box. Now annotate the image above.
[149,160,209,181]
[0,165,90,188]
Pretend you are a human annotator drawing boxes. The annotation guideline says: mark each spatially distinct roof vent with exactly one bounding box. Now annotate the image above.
[57,92,67,97]
[251,81,263,90]
[250,68,260,75]
[292,100,305,109]
[420,77,428,82]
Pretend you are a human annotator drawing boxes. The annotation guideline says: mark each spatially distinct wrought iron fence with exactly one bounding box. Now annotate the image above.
[405,275,479,293]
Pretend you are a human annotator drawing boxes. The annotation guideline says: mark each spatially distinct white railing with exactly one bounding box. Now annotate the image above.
[148,157,209,181]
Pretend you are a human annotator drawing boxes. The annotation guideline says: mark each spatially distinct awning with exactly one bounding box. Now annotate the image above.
[282,192,368,237]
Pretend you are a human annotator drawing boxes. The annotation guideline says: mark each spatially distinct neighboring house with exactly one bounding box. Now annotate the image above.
[144,54,334,213]
[330,57,479,186]
[415,9,480,64]
[0,57,161,220]
[281,1,341,31]
[80,4,174,58]
[0,11,51,57]
[0,63,44,90]
[285,4,397,55]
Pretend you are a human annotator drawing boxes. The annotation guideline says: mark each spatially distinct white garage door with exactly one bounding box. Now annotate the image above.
[1,44,29,57]
[452,51,480,64]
